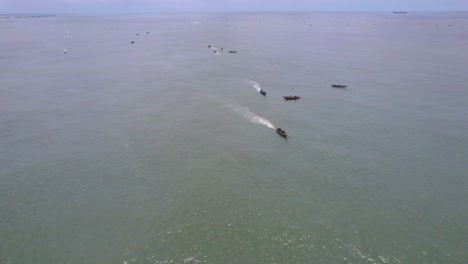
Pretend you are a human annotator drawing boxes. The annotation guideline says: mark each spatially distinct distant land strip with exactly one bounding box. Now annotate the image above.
[0,14,56,19]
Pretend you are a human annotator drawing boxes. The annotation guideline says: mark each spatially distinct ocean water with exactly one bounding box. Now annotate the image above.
[1,12,467,263]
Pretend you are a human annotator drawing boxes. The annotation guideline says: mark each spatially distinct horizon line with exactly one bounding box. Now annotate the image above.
[2,10,468,16]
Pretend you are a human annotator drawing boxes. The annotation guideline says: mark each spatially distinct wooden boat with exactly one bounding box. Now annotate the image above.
[260,89,266,95]
[276,128,288,137]
[283,95,300,100]
[331,84,347,88]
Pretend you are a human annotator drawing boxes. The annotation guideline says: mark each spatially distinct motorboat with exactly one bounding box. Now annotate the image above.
[276,128,288,137]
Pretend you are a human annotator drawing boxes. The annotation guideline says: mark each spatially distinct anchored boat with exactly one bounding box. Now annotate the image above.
[283,95,300,100]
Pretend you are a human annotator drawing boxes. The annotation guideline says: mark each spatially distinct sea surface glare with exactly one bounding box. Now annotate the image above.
[1,12,468,263]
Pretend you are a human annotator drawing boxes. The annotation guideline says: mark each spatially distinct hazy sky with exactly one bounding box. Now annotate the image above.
[2,0,468,14]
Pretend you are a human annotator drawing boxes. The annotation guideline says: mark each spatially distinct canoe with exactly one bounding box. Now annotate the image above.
[331,84,347,88]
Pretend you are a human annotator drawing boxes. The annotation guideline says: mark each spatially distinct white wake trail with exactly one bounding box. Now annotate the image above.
[228,101,275,129]
[249,80,262,92]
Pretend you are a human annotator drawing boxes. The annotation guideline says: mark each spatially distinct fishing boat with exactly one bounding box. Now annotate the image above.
[260,89,266,95]
[331,84,347,88]
[276,128,288,137]
[283,95,300,100]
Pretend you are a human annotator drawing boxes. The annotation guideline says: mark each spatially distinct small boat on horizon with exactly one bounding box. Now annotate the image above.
[276,128,288,137]
[260,89,266,95]
[331,84,347,88]
[283,95,300,100]
[229,51,237,53]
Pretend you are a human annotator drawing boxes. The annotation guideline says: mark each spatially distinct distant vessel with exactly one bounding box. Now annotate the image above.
[276,128,288,137]
[260,89,266,95]
[283,95,300,100]
[229,51,237,53]
[393,12,407,14]
[331,84,347,88]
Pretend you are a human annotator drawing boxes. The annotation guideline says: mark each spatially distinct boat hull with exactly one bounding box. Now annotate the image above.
[276,129,288,137]
[283,96,300,100]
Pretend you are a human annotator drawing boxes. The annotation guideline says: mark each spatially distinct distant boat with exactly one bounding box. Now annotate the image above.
[283,95,300,100]
[331,84,347,88]
[276,128,288,137]
[260,89,266,95]
[393,12,407,14]
[130,41,135,44]
[229,51,237,53]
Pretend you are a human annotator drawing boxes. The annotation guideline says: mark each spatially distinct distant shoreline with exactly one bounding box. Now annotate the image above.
[1,11,468,18]
[0,14,56,19]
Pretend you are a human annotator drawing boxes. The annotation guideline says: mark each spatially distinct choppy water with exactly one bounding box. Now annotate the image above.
[1,12,468,263]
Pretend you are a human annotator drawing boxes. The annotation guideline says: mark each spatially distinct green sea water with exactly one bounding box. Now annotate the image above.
[1,12,467,263]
